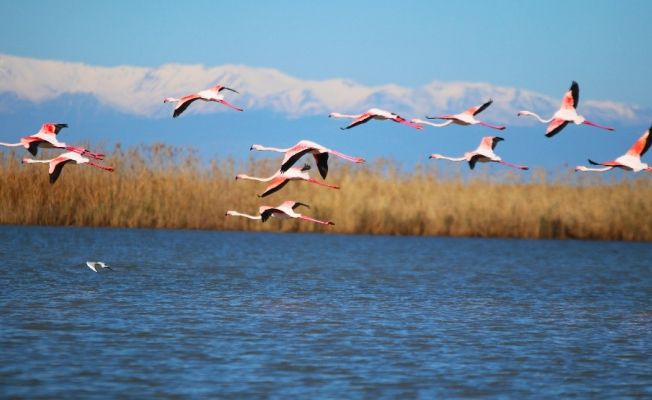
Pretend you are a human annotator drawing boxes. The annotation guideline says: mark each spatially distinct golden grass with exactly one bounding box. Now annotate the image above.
[1,143,651,241]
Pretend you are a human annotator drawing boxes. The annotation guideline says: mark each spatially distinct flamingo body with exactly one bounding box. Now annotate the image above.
[329,108,422,130]
[517,81,615,137]
[164,85,243,118]
[576,125,652,172]
[426,99,506,130]
[236,164,340,197]
[0,123,103,159]
[250,139,365,179]
[22,151,114,184]
[225,201,334,225]
[429,136,528,170]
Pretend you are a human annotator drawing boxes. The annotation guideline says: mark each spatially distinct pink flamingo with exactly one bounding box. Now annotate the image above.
[250,140,365,178]
[425,99,506,130]
[429,136,529,170]
[517,81,615,137]
[163,84,243,118]
[329,108,423,130]
[0,123,104,159]
[225,200,334,225]
[22,151,115,184]
[576,124,652,173]
[236,164,339,197]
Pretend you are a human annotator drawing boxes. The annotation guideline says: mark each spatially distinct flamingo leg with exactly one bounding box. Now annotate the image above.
[218,99,244,111]
[330,151,365,164]
[299,215,334,225]
[498,160,529,170]
[307,178,340,189]
[88,162,115,172]
[582,120,615,131]
[478,121,507,131]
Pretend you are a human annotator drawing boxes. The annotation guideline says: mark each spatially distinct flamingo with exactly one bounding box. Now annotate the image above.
[429,136,529,170]
[425,99,506,130]
[226,200,334,225]
[576,124,652,172]
[22,151,115,184]
[329,108,423,130]
[0,123,104,159]
[236,163,339,197]
[86,261,112,272]
[163,84,243,118]
[517,81,615,137]
[249,140,365,178]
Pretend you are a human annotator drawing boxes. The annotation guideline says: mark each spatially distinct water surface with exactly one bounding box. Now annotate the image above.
[1,226,651,398]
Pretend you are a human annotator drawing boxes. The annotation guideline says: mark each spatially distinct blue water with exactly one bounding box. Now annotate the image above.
[1,225,651,398]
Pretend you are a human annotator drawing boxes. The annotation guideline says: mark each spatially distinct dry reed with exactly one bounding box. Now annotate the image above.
[1,144,651,241]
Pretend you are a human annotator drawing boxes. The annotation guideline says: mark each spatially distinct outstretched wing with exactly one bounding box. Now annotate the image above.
[259,176,290,198]
[261,208,279,223]
[313,153,329,179]
[216,86,239,94]
[588,159,620,167]
[626,126,652,157]
[280,146,312,172]
[468,154,481,170]
[545,119,569,137]
[342,113,373,130]
[560,81,579,110]
[491,136,504,150]
[173,95,202,118]
[50,159,73,184]
[469,99,493,116]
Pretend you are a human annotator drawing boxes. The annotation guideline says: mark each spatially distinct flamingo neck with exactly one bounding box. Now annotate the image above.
[0,142,23,147]
[226,211,261,220]
[236,173,274,182]
[251,145,289,153]
[518,111,553,123]
[22,158,50,164]
[163,97,179,103]
[432,154,467,162]
[329,112,360,119]
[577,166,612,172]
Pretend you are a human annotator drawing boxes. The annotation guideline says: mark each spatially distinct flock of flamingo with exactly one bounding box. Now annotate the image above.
[1,80,650,227]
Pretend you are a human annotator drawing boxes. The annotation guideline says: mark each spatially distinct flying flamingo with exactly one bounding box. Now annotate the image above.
[225,200,334,225]
[163,84,243,118]
[429,136,529,170]
[576,125,652,173]
[329,108,423,130]
[517,81,615,137]
[425,99,506,130]
[249,139,365,178]
[236,164,339,197]
[0,123,104,159]
[22,151,115,184]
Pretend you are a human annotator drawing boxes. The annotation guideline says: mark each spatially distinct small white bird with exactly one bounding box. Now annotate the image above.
[86,261,112,273]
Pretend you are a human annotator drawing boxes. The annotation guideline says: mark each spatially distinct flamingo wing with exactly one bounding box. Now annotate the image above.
[313,152,329,179]
[561,81,579,110]
[261,208,280,223]
[468,154,481,170]
[627,126,652,157]
[259,176,290,198]
[50,159,74,184]
[217,86,239,94]
[469,99,493,116]
[342,113,373,130]
[491,136,504,150]
[588,159,621,167]
[26,138,42,156]
[41,123,68,135]
[172,95,202,118]
[280,146,313,172]
[545,119,569,137]
[292,202,310,210]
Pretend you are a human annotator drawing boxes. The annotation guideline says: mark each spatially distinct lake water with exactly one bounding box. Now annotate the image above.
[0,225,650,398]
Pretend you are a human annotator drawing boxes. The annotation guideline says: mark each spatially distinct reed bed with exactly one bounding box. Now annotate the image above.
[1,144,651,241]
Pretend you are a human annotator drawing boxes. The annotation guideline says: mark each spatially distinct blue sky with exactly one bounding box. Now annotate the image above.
[0,1,651,173]
[1,0,650,107]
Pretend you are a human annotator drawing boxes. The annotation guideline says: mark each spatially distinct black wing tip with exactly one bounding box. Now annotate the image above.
[588,159,600,165]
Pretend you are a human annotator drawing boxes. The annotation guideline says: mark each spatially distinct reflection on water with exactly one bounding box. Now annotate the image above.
[0,226,651,398]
